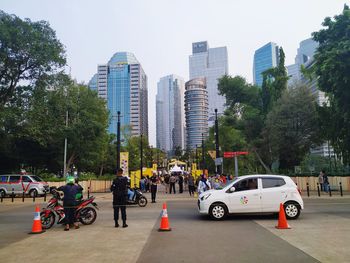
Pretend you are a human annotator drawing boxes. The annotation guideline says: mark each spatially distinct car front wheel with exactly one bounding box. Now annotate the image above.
[284,202,300,219]
[209,203,227,220]
[29,189,38,198]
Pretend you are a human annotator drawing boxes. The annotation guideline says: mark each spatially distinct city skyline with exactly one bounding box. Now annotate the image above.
[1,0,346,146]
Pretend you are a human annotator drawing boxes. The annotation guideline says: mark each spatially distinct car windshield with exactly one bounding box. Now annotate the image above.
[31,175,43,182]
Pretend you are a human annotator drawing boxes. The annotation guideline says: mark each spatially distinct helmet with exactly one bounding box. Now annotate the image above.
[66,176,75,184]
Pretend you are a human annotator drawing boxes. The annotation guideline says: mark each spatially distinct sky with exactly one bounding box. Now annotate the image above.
[1,0,347,146]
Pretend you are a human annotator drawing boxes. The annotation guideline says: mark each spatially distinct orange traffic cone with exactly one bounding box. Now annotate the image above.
[29,206,45,234]
[158,202,171,231]
[275,203,291,229]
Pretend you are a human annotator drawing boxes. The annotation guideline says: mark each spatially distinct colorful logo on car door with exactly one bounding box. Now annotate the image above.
[240,196,248,204]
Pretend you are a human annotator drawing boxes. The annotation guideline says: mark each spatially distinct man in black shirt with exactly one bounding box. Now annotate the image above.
[150,173,158,203]
[111,168,128,228]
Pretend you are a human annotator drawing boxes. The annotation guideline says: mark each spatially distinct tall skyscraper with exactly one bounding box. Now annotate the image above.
[156,75,185,154]
[189,41,228,125]
[184,78,209,149]
[88,52,148,141]
[88,74,98,92]
[253,42,279,87]
[287,38,318,85]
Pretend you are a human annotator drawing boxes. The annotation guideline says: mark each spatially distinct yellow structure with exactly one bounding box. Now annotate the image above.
[130,166,157,188]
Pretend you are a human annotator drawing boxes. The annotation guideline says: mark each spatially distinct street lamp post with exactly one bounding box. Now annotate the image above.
[140,133,143,179]
[202,133,205,176]
[116,111,121,171]
[214,108,221,175]
[63,110,68,176]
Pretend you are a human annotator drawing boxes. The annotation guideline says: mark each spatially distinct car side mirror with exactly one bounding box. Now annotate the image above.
[229,186,236,193]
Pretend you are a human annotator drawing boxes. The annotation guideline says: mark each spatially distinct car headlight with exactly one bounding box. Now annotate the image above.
[201,193,211,201]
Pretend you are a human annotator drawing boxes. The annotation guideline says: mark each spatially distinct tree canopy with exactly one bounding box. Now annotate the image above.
[312,4,350,163]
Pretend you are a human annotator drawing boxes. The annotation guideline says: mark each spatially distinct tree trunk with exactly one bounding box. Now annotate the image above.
[99,164,104,177]
[252,148,272,174]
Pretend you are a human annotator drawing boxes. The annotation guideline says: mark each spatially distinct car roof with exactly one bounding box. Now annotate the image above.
[238,174,290,179]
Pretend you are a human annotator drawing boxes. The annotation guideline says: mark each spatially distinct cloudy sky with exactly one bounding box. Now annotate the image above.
[1,0,346,145]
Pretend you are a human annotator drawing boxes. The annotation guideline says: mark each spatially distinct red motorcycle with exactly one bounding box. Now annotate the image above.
[40,189,99,229]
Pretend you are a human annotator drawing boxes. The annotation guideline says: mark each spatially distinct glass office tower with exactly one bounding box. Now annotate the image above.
[189,41,228,126]
[88,52,148,141]
[156,75,185,154]
[253,42,279,87]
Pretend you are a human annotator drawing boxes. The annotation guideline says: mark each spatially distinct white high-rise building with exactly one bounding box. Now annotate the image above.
[156,75,185,154]
[189,41,228,126]
[287,38,318,85]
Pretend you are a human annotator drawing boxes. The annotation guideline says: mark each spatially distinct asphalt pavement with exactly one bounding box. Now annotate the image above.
[137,201,319,263]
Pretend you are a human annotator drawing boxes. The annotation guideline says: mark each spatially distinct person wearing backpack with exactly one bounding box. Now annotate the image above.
[198,174,211,195]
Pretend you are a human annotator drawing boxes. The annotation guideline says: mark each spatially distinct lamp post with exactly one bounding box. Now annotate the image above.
[202,133,205,176]
[195,144,198,168]
[140,133,143,179]
[63,110,68,176]
[214,108,220,174]
[116,111,121,171]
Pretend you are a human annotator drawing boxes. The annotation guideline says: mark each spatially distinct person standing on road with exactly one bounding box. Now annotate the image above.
[318,171,324,192]
[164,174,170,194]
[150,172,158,203]
[111,168,128,228]
[178,174,184,194]
[188,174,195,196]
[169,174,176,194]
[198,174,211,195]
[322,170,329,193]
[58,176,83,231]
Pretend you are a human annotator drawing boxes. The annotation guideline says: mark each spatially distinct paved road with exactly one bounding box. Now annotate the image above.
[138,201,319,263]
[1,194,350,263]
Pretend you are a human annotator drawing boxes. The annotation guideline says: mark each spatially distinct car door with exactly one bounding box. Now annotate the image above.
[21,175,33,194]
[227,177,261,213]
[8,175,22,194]
[260,177,287,212]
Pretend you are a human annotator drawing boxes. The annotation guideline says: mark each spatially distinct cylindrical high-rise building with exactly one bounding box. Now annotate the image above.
[185,78,209,149]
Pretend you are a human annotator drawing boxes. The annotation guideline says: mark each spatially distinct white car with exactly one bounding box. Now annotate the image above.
[198,174,303,220]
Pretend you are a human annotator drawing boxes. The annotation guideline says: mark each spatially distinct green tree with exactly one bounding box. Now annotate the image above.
[312,4,350,163]
[218,75,268,172]
[261,47,288,114]
[0,10,66,105]
[265,84,320,170]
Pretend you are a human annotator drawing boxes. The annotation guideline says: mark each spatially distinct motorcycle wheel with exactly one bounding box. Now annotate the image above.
[138,197,147,207]
[41,211,55,229]
[79,207,97,225]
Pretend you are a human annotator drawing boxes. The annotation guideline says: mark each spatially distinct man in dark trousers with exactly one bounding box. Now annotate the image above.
[150,172,158,203]
[178,174,184,193]
[58,176,83,231]
[111,168,128,228]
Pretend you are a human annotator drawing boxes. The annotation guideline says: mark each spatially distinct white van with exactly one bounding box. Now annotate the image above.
[198,174,303,220]
[0,174,49,197]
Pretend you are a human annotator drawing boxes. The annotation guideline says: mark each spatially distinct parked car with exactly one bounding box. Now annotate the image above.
[198,174,303,220]
[0,174,49,198]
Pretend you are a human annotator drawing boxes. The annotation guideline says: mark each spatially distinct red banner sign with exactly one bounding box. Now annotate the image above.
[223,151,249,158]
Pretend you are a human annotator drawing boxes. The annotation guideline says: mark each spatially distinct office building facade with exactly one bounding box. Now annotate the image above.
[287,38,319,85]
[89,52,148,140]
[253,42,279,87]
[184,78,209,149]
[156,75,185,154]
[189,41,228,125]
